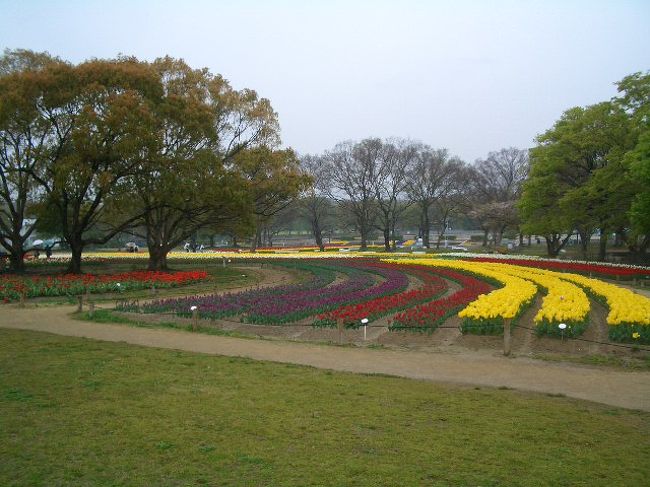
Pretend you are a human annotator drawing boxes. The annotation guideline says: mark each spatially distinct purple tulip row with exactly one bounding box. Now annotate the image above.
[245,263,409,323]
[139,259,411,324]
[140,260,338,318]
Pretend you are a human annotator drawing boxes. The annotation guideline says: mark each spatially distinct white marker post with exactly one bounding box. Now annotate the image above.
[558,323,567,341]
[191,305,198,331]
[361,318,369,341]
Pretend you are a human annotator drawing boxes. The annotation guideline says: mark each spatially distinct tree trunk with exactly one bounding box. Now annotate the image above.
[545,237,560,258]
[311,219,324,252]
[544,233,571,258]
[422,208,430,248]
[598,232,608,262]
[148,245,170,271]
[578,230,590,260]
[314,228,324,252]
[482,228,489,247]
[67,241,83,274]
[383,226,391,252]
[250,227,262,252]
[359,226,368,250]
[8,250,25,273]
[496,225,507,246]
[357,213,370,250]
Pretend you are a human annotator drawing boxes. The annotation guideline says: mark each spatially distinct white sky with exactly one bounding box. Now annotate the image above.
[2,0,648,162]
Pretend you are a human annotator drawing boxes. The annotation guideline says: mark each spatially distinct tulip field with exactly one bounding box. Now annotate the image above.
[3,251,650,345]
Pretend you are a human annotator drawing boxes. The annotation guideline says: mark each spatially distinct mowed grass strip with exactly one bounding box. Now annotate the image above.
[1,329,648,487]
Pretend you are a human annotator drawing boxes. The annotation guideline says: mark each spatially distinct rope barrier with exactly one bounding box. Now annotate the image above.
[512,323,650,351]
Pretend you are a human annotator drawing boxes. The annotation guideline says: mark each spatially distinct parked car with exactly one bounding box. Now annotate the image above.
[123,242,139,253]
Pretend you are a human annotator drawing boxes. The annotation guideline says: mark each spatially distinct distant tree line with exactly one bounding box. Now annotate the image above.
[294,140,529,253]
[291,72,649,262]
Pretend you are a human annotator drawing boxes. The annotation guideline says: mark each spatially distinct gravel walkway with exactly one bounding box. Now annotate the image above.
[2,303,648,411]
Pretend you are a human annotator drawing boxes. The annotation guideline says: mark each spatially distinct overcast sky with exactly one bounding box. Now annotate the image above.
[2,0,648,162]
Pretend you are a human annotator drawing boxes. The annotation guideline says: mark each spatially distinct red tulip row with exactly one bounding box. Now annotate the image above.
[390,269,492,330]
[314,263,449,327]
[468,257,650,277]
[0,270,208,302]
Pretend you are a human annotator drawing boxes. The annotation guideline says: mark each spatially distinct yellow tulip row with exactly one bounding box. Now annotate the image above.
[480,263,590,325]
[549,273,650,326]
[385,259,538,321]
[79,251,362,260]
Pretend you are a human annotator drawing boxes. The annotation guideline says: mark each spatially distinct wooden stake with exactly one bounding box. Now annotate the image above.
[89,301,95,318]
[77,295,83,312]
[19,292,26,308]
[337,319,344,345]
[503,319,512,356]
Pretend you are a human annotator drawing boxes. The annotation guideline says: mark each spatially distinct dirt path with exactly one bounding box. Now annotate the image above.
[2,304,649,411]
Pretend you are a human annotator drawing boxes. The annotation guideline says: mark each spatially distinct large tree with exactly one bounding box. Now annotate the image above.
[2,54,163,273]
[327,139,381,250]
[373,138,416,251]
[520,103,633,259]
[125,57,278,270]
[28,58,162,273]
[615,71,650,256]
[405,146,465,248]
[470,147,529,246]
[0,49,63,271]
[298,154,333,252]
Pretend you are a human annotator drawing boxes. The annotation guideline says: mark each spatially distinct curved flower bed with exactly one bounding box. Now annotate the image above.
[141,260,410,325]
[139,260,339,320]
[313,263,448,328]
[231,262,410,324]
[0,270,208,302]
[389,268,492,331]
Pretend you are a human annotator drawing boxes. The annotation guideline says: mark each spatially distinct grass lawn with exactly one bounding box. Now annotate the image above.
[1,329,648,486]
